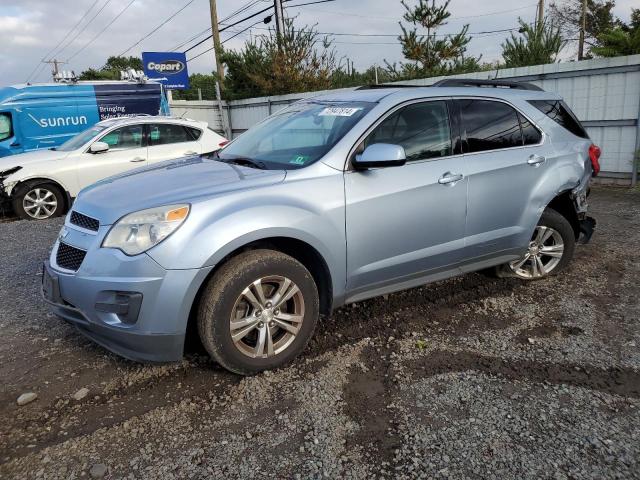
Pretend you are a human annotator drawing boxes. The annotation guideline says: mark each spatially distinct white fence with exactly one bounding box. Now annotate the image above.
[170,54,640,185]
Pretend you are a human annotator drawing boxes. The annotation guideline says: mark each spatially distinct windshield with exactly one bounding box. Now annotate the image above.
[0,112,12,142]
[57,125,108,152]
[218,101,374,169]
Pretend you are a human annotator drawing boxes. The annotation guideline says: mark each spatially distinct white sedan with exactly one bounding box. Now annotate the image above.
[0,116,227,220]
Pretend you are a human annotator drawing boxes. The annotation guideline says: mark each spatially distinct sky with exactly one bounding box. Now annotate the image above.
[1,0,636,86]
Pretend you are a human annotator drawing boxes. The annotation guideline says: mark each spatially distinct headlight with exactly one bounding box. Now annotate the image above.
[103,204,190,256]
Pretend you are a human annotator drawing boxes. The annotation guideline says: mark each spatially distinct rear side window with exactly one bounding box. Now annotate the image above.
[149,124,193,146]
[528,100,589,139]
[186,127,202,140]
[364,101,452,161]
[458,100,522,153]
[0,112,12,142]
[518,113,543,145]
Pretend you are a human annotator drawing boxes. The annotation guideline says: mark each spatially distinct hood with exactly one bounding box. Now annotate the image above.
[73,155,287,225]
[0,149,69,172]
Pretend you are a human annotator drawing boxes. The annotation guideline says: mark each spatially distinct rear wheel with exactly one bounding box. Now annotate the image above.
[13,182,65,220]
[500,209,575,280]
[197,249,319,375]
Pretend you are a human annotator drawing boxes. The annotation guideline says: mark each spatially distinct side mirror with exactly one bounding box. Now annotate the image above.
[353,143,406,169]
[89,141,109,154]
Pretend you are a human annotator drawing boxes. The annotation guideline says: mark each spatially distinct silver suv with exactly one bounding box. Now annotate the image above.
[43,80,599,374]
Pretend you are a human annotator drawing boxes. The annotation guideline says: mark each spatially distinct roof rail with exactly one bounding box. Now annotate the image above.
[431,78,543,91]
[356,84,419,90]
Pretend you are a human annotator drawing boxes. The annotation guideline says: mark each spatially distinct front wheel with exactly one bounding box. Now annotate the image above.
[13,182,65,220]
[500,209,576,280]
[197,249,319,375]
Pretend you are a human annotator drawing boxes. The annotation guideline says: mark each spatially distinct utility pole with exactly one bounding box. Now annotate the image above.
[208,0,225,87]
[44,59,67,81]
[274,0,285,38]
[537,0,544,27]
[578,0,587,60]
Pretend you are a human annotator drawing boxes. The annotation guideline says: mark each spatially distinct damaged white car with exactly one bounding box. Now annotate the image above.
[0,116,226,220]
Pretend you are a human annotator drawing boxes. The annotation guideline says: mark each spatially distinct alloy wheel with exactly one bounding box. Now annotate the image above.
[22,188,58,219]
[509,225,564,279]
[229,275,305,358]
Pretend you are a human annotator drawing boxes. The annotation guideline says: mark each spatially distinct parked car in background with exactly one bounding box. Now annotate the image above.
[42,80,598,375]
[0,80,170,158]
[0,116,227,220]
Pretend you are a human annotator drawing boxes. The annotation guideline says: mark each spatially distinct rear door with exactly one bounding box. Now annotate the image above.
[345,99,468,298]
[456,98,550,263]
[77,124,148,188]
[146,123,201,164]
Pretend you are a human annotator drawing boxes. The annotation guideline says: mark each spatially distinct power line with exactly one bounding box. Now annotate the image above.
[56,0,115,57]
[183,0,335,53]
[25,0,101,82]
[187,19,265,62]
[118,0,198,56]
[67,0,137,62]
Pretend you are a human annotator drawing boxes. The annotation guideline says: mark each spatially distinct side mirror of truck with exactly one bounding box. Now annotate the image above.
[89,142,109,154]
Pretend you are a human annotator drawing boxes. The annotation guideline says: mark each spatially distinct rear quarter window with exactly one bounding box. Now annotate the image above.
[528,100,589,139]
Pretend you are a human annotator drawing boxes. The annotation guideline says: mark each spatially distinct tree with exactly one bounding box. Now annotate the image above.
[548,0,617,54]
[393,0,480,79]
[78,56,143,80]
[501,19,565,68]
[220,18,337,99]
[591,8,640,56]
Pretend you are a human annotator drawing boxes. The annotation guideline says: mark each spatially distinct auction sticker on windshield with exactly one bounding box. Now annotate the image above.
[318,107,362,117]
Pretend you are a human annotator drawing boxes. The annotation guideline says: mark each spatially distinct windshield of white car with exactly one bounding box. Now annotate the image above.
[217,101,374,169]
[57,125,109,152]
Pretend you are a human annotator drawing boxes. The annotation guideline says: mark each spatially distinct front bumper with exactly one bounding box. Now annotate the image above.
[43,227,213,362]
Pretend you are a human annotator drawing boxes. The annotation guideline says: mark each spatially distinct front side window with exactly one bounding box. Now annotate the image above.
[363,101,452,161]
[458,99,523,153]
[100,125,144,150]
[0,112,12,142]
[149,124,192,146]
[218,101,374,169]
[58,125,108,152]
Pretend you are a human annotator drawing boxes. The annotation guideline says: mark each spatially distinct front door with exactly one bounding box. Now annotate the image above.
[345,100,468,299]
[78,124,148,189]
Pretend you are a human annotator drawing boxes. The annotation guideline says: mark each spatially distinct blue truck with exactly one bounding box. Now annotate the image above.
[0,81,170,157]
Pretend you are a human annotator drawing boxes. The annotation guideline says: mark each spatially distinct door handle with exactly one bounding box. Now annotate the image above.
[527,154,546,166]
[438,172,464,185]
[130,157,145,163]
[183,151,197,155]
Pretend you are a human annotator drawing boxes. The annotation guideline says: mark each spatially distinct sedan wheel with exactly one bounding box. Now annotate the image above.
[22,187,59,219]
[509,226,564,279]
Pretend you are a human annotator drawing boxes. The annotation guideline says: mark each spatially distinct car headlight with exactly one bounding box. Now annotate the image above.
[102,204,190,256]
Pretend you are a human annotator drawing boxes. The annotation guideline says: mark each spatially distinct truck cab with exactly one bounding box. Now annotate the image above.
[0,81,169,158]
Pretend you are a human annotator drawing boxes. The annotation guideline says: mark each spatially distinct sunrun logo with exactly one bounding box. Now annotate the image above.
[28,113,88,128]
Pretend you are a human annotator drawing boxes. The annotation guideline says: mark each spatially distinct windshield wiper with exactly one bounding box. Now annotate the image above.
[220,157,268,170]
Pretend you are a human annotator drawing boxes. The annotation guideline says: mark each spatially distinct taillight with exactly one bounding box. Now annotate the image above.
[588,144,601,176]
[218,140,229,147]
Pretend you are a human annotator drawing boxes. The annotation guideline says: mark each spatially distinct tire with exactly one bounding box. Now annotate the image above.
[498,208,576,280]
[197,249,320,375]
[12,182,65,221]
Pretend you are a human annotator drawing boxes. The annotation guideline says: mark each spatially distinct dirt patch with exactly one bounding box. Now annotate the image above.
[406,350,640,398]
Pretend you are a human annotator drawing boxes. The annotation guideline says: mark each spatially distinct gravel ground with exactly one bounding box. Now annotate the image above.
[0,186,639,479]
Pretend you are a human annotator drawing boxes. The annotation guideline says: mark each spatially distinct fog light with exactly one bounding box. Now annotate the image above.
[95,291,143,324]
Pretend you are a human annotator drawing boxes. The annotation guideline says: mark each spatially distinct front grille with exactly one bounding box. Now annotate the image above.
[56,243,86,271]
[70,211,99,232]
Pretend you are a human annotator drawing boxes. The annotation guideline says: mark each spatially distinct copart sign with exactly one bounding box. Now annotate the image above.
[142,52,190,90]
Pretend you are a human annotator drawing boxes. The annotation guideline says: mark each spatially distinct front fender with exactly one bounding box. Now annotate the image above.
[147,185,347,301]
